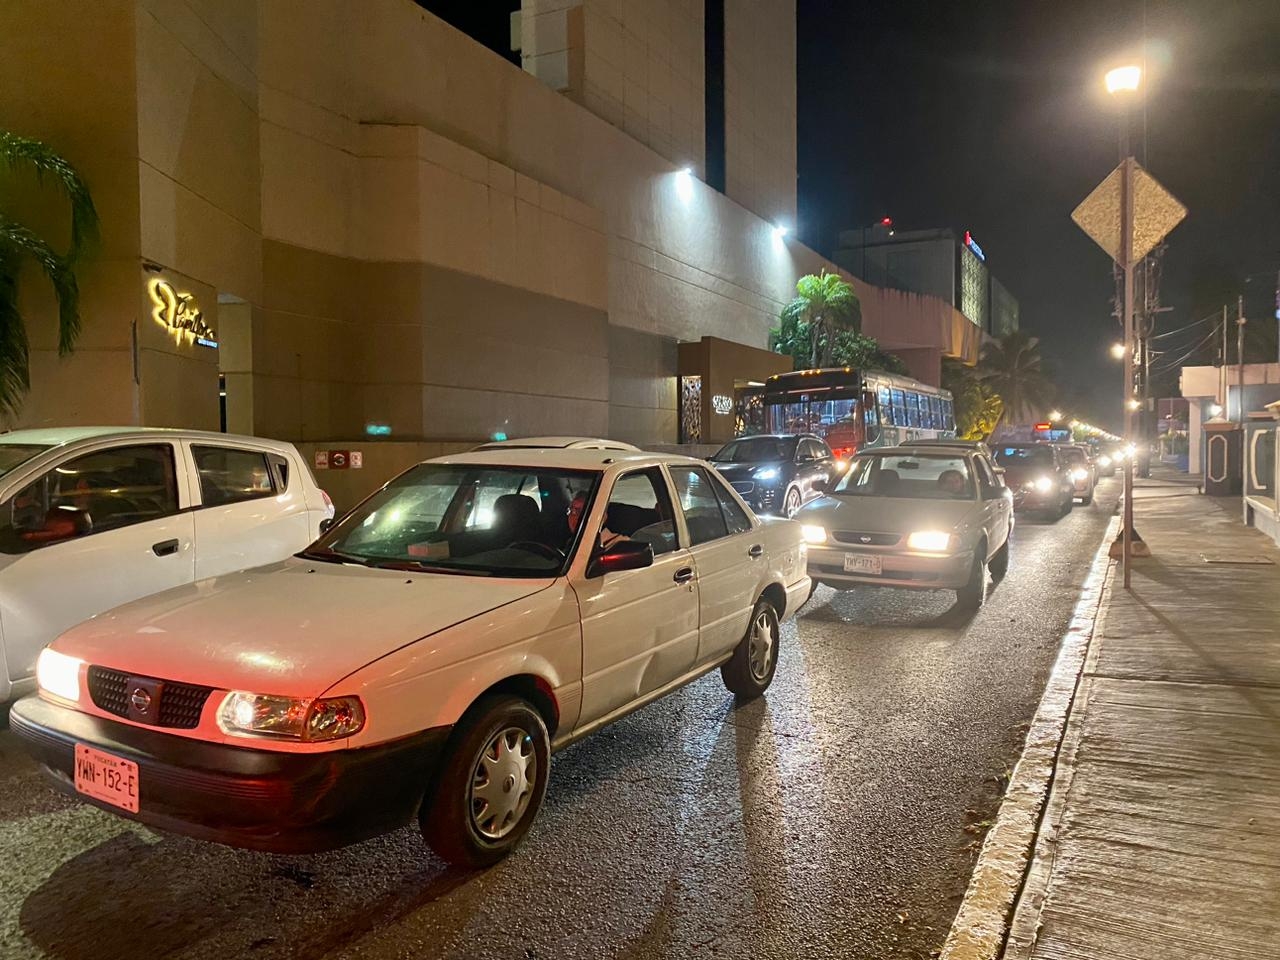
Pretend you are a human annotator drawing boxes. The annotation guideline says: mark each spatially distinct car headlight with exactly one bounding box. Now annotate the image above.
[36,648,84,702]
[1033,476,1055,493]
[218,691,366,741]
[1097,456,1111,467]
[906,530,952,552]
[1070,468,1089,481]
[801,524,828,544]
[753,466,781,481]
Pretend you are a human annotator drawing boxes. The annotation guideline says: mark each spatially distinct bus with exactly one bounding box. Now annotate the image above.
[744,368,956,459]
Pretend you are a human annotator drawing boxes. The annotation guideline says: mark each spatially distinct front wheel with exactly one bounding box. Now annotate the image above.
[722,599,780,700]
[989,536,1010,579]
[955,550,988,611]
[419,695,550,868]
[783,487,802,518]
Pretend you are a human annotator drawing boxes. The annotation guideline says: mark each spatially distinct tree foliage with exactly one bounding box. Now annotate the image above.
[976,330,1054,428]
[771,271,906,374]
[0,130,99,417]
[942,358,1003,440]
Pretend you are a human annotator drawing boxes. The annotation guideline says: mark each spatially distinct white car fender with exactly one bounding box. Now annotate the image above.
[329,581,583,746]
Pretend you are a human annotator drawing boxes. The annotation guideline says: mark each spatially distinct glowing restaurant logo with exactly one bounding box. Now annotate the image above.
[712,395,734,415]
[148,278,218,348]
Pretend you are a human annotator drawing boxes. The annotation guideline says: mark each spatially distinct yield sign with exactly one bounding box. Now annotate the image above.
[1072,159,1187,265]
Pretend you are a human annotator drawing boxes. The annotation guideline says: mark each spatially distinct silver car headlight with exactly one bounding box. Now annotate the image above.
[1032,476,1055,493]
[906,530,952,552]
[1070,468,1089,481]
[36,648,84,703]
[801,524,828,545]
[218,691,366,741]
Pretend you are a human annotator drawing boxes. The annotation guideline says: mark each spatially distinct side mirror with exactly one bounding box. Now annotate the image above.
[587,539,653,578]
[319,517,336,534]
[21,508,92,544]
[810,478,828,494]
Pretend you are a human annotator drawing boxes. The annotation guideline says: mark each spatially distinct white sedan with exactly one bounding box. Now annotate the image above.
[13,448,809,866]
[795,445,1014,609]
[0,427,333,703]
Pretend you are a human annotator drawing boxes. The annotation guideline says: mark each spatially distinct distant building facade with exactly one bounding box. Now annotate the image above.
[833,226,1019,338]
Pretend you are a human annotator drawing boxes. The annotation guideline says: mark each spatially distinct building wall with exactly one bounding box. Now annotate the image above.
[723,0,797,225]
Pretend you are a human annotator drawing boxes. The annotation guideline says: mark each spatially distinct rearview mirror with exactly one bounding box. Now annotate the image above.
[587,539,653,578]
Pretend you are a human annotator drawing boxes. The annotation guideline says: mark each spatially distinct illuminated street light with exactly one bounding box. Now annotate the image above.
[1105,65,1142,94]
[1049,409,1063,421]
[1110,342,1126,359]
[1127,398,1141,411]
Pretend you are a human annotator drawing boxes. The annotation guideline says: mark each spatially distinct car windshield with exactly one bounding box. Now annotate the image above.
[996,446,1054,468]
[0,443,50,478]
[713,437,796,462]
[306,464,600,577]
[834,453,975,500]
[1060,448,1087,465]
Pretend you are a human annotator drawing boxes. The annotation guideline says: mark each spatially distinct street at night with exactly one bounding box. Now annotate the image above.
[0,484,1116,960]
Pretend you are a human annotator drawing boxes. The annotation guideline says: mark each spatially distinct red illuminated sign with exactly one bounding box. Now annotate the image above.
[1034,422,1052,431]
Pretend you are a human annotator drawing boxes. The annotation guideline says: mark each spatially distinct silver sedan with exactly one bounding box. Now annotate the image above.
[795,446,1014,610]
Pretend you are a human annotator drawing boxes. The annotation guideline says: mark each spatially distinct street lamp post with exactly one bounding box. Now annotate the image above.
[1106,63,1142,587]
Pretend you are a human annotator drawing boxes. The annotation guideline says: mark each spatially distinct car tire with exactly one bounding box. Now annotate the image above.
[1081,492,1094,506]
[722,598,781,700]
[419,694,550,868]
[805,579,819,604]
[783,487,802,518]
[955,547,987,611]
[1059,492,1073,517]
[989,535,1010,579]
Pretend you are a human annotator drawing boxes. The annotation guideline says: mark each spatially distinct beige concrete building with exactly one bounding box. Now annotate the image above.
[0,0,974,504]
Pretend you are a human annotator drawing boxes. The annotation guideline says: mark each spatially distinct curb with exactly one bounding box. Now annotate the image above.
[938,514,1120,960]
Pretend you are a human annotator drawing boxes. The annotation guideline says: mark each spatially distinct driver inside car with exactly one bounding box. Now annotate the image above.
[567,491,623,550]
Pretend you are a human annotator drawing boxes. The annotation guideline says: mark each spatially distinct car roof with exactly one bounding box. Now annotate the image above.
[472,436,640,451]
[862,445,977,458]
[721,434,815,441]
[428,449,705,471]
[0,426,295,451]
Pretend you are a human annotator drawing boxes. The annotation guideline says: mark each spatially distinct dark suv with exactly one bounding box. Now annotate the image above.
[710,434,835,517]
[993,443,1076,519]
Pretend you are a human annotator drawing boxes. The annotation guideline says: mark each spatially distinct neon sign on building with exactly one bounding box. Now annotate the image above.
[148,278,218,348]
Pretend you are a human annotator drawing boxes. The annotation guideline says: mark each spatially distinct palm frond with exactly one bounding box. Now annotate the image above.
[0,250,32,418]
[0,213,81,355]
[0,131,99,262]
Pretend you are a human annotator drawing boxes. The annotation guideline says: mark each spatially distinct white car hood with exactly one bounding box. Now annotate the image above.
[52,558,553,697]
[797,495,977,534]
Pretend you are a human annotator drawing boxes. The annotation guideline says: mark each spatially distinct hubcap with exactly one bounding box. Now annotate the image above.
[470,726,537,840]
[785,490,801,517]
[748,611,778,681]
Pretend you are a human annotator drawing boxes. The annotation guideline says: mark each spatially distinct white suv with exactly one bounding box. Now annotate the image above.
[13,448,809,866]
[0,427,333,701]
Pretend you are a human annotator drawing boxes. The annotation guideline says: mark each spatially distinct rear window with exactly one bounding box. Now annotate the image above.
[996,446,1054,467]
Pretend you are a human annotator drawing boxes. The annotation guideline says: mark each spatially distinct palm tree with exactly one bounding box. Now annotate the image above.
[0,130,99,418]
[977,330,1054,428]
[776,270,861,368]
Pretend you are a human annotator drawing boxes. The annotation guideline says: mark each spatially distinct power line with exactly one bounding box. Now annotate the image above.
[1150,326,1220,373]
[1149,310,1219,341]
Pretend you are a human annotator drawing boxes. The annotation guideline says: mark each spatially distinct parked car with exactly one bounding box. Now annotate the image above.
[1090,443,1120,478]
[795,445,1013,610]
[1054,444,1097,503]
[0,427,333,703]
[12,448,809,866]
[472,436,640,452]
[710,434,835,517]
[992,443,1076,518]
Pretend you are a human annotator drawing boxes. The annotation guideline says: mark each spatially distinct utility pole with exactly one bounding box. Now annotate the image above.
[1220,304,1229,413]
[1120,155,1137,587]
[1238,294,1247,426]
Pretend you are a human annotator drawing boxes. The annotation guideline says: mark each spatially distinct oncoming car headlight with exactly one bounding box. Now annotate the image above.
[753,466,781,481]
[1097,456,1112,467]
[219,691,366,741]
[1026,476,1055,493]
[1070,468,1089,481]
[36,648,84,702]
[801,524,828,544]
[906,530,952,552]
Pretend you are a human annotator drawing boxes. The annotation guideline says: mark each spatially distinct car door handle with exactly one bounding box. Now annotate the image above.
[152,538,180,557]
[748,544,764,558]
[673,567,695,584]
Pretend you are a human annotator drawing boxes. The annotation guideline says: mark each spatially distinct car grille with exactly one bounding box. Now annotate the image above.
[731,481,755,495]
[831,530,901,546]
[86,666,213,730]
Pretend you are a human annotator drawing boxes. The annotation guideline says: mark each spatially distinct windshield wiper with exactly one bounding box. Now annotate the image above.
[371,559,493,576]
[297,547,373,566]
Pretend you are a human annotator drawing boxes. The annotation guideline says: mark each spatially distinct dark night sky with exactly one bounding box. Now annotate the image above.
[797,0,1280,431]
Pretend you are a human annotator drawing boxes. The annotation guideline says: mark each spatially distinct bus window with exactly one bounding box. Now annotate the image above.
[942,398,955,431]
[926,395,940,429]
[906,392,921,428]
[878,387,893,426]
[891,388,907,426]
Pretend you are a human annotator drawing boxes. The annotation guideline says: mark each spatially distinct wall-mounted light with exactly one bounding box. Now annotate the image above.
[1208,403,1223,417]
[675,166,695,204]
[772,224,789,240]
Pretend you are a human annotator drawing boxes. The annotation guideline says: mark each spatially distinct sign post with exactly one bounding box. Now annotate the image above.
[1073,158,1186,586]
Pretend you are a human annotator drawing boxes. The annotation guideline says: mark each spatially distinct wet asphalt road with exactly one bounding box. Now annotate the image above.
[0,481,1118,960]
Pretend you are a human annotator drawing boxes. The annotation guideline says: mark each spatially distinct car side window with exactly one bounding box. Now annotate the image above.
[192,446,277,507]
[974,457,1000,494]
[602,469,677,555]
[670,466,730,546]
[805,439,829,460]
[708,472,753,535]
[0,444,180,553]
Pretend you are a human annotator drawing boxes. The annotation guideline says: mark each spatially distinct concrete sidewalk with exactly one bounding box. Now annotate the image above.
[1004,470,1280,959]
